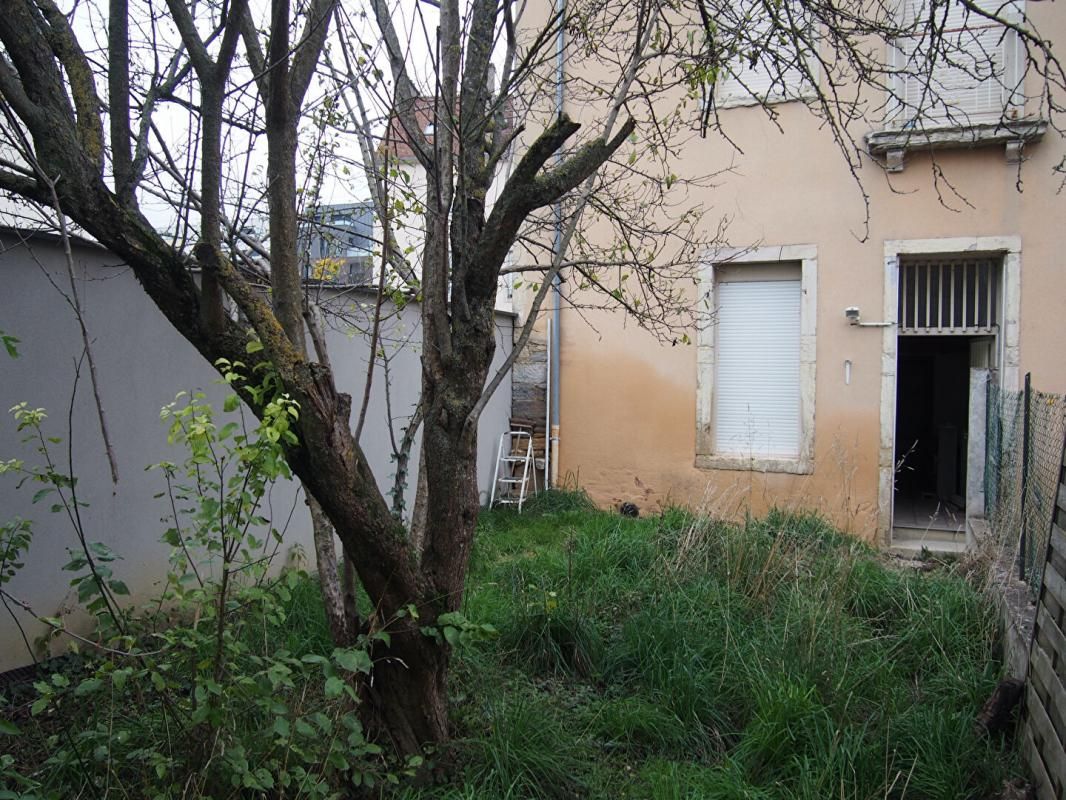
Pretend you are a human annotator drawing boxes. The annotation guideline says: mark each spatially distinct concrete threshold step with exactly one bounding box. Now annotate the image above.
[889,535,970,557]
[892,525,966,542]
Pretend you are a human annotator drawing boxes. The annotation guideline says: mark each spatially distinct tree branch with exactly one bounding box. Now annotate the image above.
[108,0,134,204]
[290,0,337,106]
[32,0,105,171]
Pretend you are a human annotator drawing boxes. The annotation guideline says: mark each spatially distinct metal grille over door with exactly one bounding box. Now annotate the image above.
[898,256,1001,335]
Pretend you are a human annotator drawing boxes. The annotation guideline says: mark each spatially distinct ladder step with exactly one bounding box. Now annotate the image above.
[498,478,527,484]
[501,456,529,463]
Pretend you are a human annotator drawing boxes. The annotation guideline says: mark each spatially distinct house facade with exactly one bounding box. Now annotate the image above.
[529,0,1066,546]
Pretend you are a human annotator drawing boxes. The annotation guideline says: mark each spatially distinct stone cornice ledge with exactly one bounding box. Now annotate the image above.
[865,118,1048,172]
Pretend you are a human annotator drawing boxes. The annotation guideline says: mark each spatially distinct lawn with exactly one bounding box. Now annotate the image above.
[406,492,1018,799]
[2,492,1020,798]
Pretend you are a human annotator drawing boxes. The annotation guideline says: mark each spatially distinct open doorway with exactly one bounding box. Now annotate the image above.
[893,336,975,537]
[890,253,1002,547]
[879,243,1017,547]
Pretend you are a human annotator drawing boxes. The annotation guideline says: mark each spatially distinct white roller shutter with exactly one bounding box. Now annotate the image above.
[895,0,1021,125]
[715,0,809,104]
[714,279,801,458]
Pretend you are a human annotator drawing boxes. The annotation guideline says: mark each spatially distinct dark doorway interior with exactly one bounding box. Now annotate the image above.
[894,336,972,532]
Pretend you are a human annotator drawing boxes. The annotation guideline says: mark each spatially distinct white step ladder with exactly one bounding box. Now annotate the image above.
[489,430,538,512]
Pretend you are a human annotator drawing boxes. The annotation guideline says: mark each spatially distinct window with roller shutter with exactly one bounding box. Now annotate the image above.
[889,0,1023,128]
[696,246,817,475]
[713,270,802,459]
[713,0,814,107]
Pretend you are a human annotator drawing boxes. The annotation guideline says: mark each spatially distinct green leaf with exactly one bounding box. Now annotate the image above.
[253,768,275,789]
[273,716,290,738]
[333,648,372,674]
[89,542,115,560]
[324,676,345,698]
[0,718,19,735]
[436,611,467,627]
[372,630,391,647]
[112,669,129,691]
[108,579,130,596]
[75,678,102,697]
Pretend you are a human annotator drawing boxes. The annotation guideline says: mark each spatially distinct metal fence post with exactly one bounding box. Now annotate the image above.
[1018,372,1032,581]
[985,375,994,519]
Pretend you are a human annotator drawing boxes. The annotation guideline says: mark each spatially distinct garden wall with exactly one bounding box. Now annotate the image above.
[0,229,514,672]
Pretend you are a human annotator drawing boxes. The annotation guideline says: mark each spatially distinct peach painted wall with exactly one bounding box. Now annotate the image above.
[548,6,1066,540]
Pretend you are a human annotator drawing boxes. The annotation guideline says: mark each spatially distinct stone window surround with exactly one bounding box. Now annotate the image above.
[696,244,818,474]
[876,235,1021,545]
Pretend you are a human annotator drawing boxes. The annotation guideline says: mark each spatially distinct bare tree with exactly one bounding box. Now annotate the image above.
[0,0,1061,757]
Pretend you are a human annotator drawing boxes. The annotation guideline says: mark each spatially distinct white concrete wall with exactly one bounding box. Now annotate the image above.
[0,231,513,671]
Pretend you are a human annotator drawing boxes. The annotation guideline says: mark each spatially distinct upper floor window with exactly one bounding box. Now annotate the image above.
[889,0,1023,129]
[713,0,815,107]
[307,203,376,285]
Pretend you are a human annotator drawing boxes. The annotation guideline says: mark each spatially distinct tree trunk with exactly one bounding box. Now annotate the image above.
[361,616,450,753]
[421,418,481,605]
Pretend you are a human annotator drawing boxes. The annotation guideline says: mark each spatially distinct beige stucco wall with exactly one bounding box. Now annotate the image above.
[547,6,1066,540]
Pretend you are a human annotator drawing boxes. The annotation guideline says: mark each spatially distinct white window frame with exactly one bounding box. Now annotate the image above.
[696,244,818,474]
[884,0,1025,131]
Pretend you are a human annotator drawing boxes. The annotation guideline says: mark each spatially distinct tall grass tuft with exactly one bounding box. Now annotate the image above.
[464,694,590,798]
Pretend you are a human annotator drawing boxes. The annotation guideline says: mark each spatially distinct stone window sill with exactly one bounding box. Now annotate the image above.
[695,454,813,475]
[865,118,1048,172]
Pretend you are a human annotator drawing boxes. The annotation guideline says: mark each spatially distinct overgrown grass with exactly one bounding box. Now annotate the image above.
[420,491,1018,799]
[5,491,1017,798]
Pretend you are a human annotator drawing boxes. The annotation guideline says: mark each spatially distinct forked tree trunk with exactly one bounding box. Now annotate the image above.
[362,428,481,753]
[0,0,635,761]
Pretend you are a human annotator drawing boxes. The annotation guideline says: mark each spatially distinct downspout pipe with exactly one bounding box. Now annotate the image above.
[550,0,564,489]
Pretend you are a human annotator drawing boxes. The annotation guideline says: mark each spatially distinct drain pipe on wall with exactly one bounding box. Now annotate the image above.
[549,0,564,489]
[544,318,552,490]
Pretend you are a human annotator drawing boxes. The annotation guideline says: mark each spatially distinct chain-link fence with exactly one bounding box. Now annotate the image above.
[985,374,1066,595]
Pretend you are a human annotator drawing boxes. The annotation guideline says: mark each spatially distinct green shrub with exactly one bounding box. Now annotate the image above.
[0,364,408,798]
